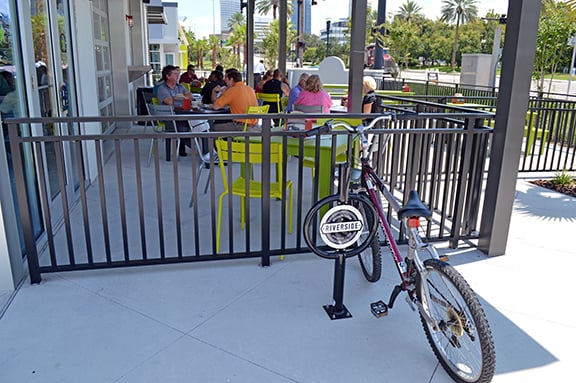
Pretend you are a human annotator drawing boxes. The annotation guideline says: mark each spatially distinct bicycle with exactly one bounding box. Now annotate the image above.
[302,116,496,383]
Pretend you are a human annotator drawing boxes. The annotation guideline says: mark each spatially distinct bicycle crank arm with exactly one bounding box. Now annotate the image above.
[387,285,403,309]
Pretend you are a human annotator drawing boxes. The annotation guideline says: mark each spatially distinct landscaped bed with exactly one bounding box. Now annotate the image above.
[530,171,576,198]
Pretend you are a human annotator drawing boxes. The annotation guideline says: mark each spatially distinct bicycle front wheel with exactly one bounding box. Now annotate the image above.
[355,193,381,282]
[417,259,495,383]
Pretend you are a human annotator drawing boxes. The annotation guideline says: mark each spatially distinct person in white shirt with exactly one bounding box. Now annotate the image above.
[253,59,266,88]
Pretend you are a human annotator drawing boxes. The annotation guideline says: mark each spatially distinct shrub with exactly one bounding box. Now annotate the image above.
[552,170,575,186]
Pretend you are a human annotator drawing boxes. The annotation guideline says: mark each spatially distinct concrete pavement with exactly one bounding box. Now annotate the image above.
[0,177,574,382]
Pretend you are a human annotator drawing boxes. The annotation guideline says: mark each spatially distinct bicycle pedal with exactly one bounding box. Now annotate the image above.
[370,300,388,318]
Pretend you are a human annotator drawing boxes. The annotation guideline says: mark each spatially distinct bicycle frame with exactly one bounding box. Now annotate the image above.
[308,118,496,382]
[353,124,441,316]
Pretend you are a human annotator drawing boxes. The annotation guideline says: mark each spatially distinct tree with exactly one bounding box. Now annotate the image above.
[256,0,280,20]
[195,38,208,69]
[227,12,245,31]
[440,0,478,72]
[533,0,576,92]
[258,19,296,68]
[396,0,424,23]
[227,23,247,68]
[387,19,420,70]
[255,0,293,20]
[208,35,220,68]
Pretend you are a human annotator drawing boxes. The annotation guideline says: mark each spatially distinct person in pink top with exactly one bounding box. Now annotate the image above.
[293,74,332,113]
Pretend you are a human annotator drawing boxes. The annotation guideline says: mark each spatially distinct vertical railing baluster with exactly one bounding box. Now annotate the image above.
[75,139,93,264]
[95,139,112,262]
[133,138,147,260]
[114,139,129,261]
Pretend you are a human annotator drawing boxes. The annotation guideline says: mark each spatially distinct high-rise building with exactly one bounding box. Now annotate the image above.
[291,0,311,36]
[220,0,237,33]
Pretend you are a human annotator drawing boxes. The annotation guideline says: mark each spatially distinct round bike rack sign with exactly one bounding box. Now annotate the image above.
[319,205,364,249]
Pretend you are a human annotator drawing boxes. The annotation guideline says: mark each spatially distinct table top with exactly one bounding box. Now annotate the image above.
[174,106,230,114]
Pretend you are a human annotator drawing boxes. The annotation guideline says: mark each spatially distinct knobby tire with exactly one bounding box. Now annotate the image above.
[417,259,495,383]
[355,192,382,282]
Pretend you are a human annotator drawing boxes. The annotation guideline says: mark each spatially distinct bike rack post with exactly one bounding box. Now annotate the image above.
[303,166,378,321]
[324,253,352,319]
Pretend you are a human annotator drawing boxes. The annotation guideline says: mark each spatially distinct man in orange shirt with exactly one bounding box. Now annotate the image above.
[211,70,259,132]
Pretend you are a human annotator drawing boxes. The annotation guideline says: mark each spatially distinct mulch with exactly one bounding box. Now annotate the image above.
[530,180,576,198]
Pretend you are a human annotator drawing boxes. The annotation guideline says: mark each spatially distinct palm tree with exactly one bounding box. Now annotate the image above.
[227,12,245,31]
[256,0,280,20]
[195,38,208,69]
[396,0,424,23]
[208,35,221,68]
[440,0,478,72]
[228,23,247,67]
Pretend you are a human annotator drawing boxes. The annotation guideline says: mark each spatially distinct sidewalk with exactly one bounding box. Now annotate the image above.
[0,178,574,382]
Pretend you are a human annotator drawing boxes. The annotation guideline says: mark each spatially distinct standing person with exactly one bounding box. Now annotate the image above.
[294,74,333,113]
[285,72,309,112]
[253,59,266,87]
[210,70,259,132]
[156,65,193,156]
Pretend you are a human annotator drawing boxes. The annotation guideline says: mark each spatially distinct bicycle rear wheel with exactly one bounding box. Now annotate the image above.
[417,259,495,383]
[355,193,381,282]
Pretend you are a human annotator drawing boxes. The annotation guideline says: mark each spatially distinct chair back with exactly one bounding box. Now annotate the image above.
[293,104,324,113]
[244,105,270,131]
[147,103,175,132]
[256,92,281,112]
[142,91,155,107]
[215,139,284,190]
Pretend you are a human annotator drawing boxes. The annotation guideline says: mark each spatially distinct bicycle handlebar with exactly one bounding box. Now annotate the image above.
[319,114,394,148]
[326,114,394,133]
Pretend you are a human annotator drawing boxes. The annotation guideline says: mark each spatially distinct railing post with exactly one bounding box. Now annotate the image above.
[479,0,542,256]
[260,116,272,267]
[7,122,41,283]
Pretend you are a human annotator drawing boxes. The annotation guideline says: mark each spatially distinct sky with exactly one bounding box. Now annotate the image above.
[177,0,509,39]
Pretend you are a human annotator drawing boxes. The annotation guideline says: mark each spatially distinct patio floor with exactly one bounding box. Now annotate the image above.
[0,176,575,382]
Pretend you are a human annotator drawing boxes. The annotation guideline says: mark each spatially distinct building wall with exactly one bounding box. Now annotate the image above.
[291,0,311,35]
[220,0,237,34]
[0,0,150,291]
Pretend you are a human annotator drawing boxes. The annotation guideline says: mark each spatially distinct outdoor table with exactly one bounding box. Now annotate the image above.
[270,126,349,202]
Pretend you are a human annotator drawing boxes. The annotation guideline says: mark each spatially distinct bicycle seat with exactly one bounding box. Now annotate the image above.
[397,190,432,220]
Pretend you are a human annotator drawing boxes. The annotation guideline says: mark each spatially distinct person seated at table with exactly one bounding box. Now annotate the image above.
[293,74,332,114]
[179,64,202,88]
[255,70,273,93]
[157,65,194,156]
[210,70,259,132]
[362,76,378,113]
[286,72,309,112]
[261,69,290,126]
[262,69,290,110]
[339,76,378,113]
[200,70,225,105]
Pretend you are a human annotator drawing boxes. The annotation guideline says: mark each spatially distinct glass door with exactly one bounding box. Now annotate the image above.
[27,0,79,208]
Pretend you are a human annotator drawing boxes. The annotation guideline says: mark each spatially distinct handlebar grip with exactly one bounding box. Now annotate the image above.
[304,122,330,137]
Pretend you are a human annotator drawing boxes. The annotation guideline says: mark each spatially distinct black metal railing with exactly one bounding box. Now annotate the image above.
[6,105,491,282]
[379,82,576,171]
